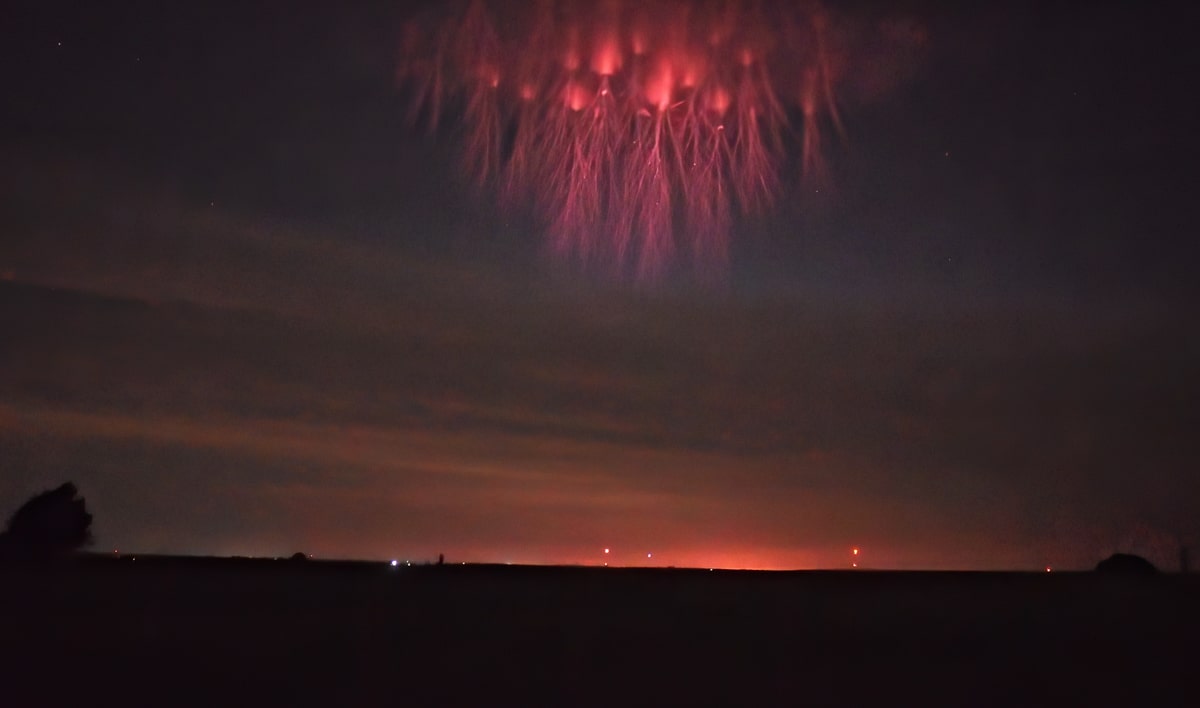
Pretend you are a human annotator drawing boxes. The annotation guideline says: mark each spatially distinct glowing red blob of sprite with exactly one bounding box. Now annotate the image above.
[399,0,854,282]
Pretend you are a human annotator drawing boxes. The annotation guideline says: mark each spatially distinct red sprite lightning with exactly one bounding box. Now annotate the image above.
[399,1,850,281]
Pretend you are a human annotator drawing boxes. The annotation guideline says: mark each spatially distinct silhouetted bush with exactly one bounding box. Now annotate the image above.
[1095,553,1157,575]
[290,552,309,562]
[0,482,93,559]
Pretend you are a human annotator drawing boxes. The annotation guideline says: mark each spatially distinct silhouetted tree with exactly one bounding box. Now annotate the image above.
[290,552,309,562]
[0,482,93,559]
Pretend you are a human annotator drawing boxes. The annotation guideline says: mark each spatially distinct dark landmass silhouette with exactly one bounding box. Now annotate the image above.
[1095,553,1158,575]
[2,556,1197,706]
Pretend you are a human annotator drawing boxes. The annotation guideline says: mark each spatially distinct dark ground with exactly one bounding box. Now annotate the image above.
[2,557,1198,706]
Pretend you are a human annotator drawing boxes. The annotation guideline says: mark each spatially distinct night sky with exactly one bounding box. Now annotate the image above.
[2,1,1197,569]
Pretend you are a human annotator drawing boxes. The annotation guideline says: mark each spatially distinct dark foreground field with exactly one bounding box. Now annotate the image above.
[3,558,1198,706]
